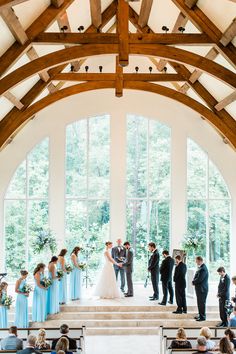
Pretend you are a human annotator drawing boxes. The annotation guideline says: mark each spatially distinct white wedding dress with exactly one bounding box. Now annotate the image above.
[93,250,121,299]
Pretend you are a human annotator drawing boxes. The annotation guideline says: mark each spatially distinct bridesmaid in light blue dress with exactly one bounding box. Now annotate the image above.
[70,246,82,301]
[0,282,8,328]
[47,256,59,315]
[32,263,48,322]
[15,270,29,327]
[58,249,68,304]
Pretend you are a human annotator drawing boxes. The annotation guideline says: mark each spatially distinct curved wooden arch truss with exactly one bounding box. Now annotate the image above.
[0,0,236,150]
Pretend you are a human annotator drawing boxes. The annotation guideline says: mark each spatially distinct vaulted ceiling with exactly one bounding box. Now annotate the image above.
[0,0,235,150]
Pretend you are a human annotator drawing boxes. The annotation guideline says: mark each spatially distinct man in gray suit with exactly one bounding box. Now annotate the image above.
[123,241,134,297]
[111,238,126,292]
[1,326,23,350]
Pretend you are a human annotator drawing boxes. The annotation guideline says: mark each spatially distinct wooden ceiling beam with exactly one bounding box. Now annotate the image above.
[27,47,51,82]
[117,0,129,66]
[34,32,212,45]
[171,0,236,69]
[0,7,28,44]
[215,90,236,111]
[1,44,235,96]
[3,91,24,109]
[220,18,236,46]
[0,0,75,77]
[138,0,153,28]
[89,0,102,28]
[0,0,29,8]
[52,72,184,81]
[184,0,198,9]
[1,81,236,151]
[115,55,123,97]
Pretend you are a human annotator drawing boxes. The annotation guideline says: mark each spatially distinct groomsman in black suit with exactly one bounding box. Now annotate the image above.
[159,250,174,305]
[192,256,209,321]
[217,266,230,327]
[148,242,160,301]
[173,255,187,314]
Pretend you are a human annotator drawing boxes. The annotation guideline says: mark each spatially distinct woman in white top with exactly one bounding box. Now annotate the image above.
[94,241,122,299]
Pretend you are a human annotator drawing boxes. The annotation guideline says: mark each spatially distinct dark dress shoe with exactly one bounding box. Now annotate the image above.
[172,310,182,314]
[183,311,187,314]
[158,302,166,306]
[168,301,173,304]
[194,315,200,319]
[125,294,133,297]
[196,318,206,321]
[149,297,158,301]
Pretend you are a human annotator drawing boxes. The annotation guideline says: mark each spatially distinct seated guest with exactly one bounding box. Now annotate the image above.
[224,329,236,349]
[35,329,50,350]
[52,337,73,354]
[51,324,77,350]
[169,328,192,349]
[229,306,236,327]
[1,326,23,350]
[18,335,41,354]
[192,336,213,354]
[199,327,216,350]
[218,337,234,354]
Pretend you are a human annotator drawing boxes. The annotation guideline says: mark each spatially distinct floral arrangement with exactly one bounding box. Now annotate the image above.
[22,284,33,294]
[78,263,87,271]
[65,264,73,274]
[2,295,13,309]
[57,270,64,281]
[182,233,204,251]
[32,228,57,255]
[40,277,52,289]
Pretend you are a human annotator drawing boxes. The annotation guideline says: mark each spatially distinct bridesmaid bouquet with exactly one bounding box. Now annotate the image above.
[78,262,87,271]
[40,276,52,289]
[22,284,33,294]
[65,264,73,274]
[57,269,64,281]
[2,295,13,309]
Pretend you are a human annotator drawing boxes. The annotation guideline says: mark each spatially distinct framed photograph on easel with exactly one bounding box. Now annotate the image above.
[172,249,187,263]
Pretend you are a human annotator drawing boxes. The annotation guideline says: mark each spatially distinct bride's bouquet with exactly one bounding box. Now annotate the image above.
[2,295,13,309]
[22,284,33,294]
[40,276,52,289]
[57,269,64,281]
[78,262,87,271]
[65,264,73,274]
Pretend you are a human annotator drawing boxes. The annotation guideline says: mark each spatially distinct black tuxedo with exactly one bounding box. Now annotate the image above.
[160,256,174,304]
[148,249,160,299]
[174,261,187,312]
[218,273,230,325]
[51,335,77,350]
[192,263,209,320]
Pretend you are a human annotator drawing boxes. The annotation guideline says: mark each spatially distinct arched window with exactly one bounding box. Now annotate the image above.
[187,139,231,279]
[65,115,110,274]
[4,138,49,279]
[126,115,171,281]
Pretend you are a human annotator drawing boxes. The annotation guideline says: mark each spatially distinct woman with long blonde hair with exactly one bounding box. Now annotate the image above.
[35,329,50,350]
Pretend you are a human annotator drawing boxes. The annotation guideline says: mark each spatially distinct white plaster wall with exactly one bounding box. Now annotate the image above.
[0,89,235,270]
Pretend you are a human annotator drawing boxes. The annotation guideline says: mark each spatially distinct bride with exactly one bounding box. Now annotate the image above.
[93,241,122,299]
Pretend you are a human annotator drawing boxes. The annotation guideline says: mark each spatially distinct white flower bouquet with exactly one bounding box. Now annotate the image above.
[40,276,52,289]
[65,264,73,274]
[57,269,64,281]
[22,284,33,294]
[78,263,87,271]
[2,295,13,309]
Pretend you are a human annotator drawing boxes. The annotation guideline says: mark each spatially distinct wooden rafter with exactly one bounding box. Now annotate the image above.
[51,0,65,8]
[1,81,236,150]
[3,91,24,109]
[0,0,29,8]
[184,0,198,9]
[89,0,102,28]
[138,0,153,28]
[220,18,236,46]
[0,0,75,77]
[115,55,123,97]
[215,90,236,111]
[1,44,235,96]
[33,32,212,45]
[0,7,28,44]
[171,0,236,69]
[117,0,129,66]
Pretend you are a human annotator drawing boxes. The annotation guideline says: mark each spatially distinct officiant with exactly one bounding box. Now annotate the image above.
[111,239,126,293]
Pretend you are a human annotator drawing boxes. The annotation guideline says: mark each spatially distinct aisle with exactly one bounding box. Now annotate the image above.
[86,335,159,354]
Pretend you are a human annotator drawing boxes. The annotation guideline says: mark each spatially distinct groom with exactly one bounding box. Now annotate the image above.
[111,238,126,292]
[123,241,134,297]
